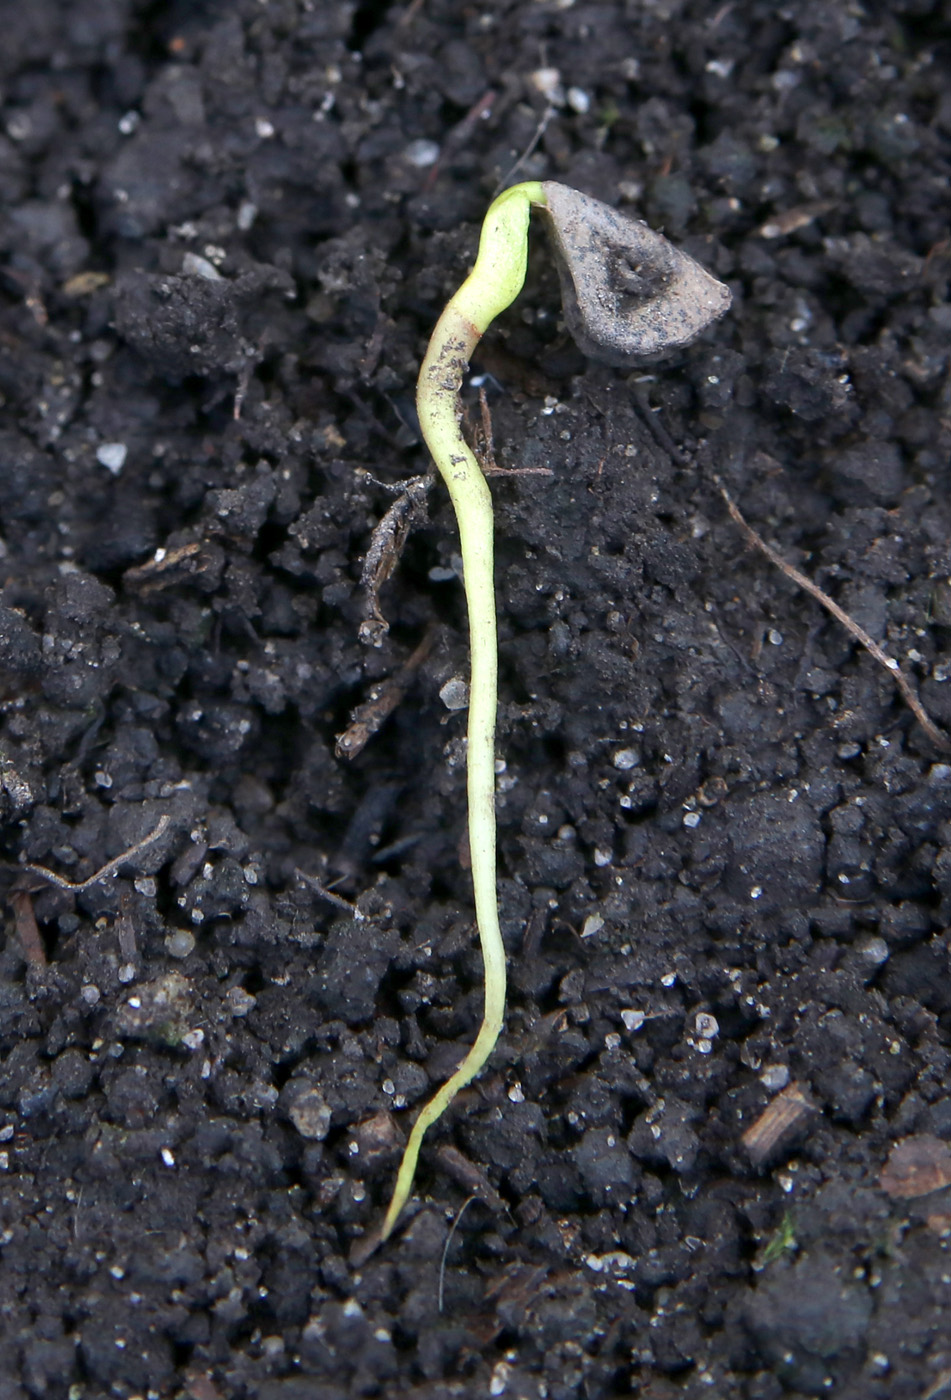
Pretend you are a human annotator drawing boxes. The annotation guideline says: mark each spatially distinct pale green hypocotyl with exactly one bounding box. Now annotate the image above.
[378,179,734,1240]
[381,182,546,1241]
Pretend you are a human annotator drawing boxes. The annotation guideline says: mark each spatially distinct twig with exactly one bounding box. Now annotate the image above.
[11,890,46,965]
[435,1142,506,1212]
[25,816,172,892]
[233,358,254,420]
[921,1368,951,1400]
[398,0,426,26]
[424,90,497,195]
[477,384,497,471]
[472,386,553,478]
[294,868,365,921]
[438,1195,477,1314]
[336,628,437,760]
[359,474,435,645]
[628,378,688,465]
[717,478,950,752]
[493,105,555,198]
[483,466,554,477]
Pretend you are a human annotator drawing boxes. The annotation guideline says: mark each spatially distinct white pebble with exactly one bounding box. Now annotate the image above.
[227,986,256,1017]
[531,67,565,105]
[439,677,468,711]
[182,252,223,281]
[581,912,604,938]
[612,748,640,770]
[403,138,440,168]
[96,442,127,474]
[165,930,196,959]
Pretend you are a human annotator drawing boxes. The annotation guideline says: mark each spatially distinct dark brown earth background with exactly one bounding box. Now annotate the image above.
[2,2,951,1397]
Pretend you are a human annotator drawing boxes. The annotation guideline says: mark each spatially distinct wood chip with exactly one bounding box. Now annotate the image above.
[62,270,112,297]
[11,890,46,966]
[435,1144,505,1213]
[742,1081,816,1166]
[123,541,226,595]
[758,201,834,238]
[358,474,433,646]
[880,1134,951,1199]
[336,628,436,759]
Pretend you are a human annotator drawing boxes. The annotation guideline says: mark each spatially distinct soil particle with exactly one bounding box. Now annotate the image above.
[744,1250,873,1392]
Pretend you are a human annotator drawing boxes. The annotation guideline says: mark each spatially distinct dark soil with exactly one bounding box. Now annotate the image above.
[1,2,951,1397]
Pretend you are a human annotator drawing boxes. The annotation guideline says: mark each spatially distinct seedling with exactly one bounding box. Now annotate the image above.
[379,181,730,1242]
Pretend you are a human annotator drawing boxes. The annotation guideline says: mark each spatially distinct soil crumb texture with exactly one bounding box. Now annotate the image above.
[1,3,950,1398]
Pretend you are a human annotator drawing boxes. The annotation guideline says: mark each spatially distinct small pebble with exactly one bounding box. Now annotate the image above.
[182,252,223,281]
[403,138,439,167]
[612,748,640,770]
[289,1088,332,1140]
[531,67,564,104]
[227,986,256,1017]
[165,930,196,959]
[96,442,127,474]
[439,677,468,710]
[760,1064,790,1091]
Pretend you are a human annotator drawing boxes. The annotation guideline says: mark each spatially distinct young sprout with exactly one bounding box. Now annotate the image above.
[379,181,730,1243]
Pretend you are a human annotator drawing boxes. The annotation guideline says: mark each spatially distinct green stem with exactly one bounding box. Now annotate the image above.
[380,181,546,1241]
